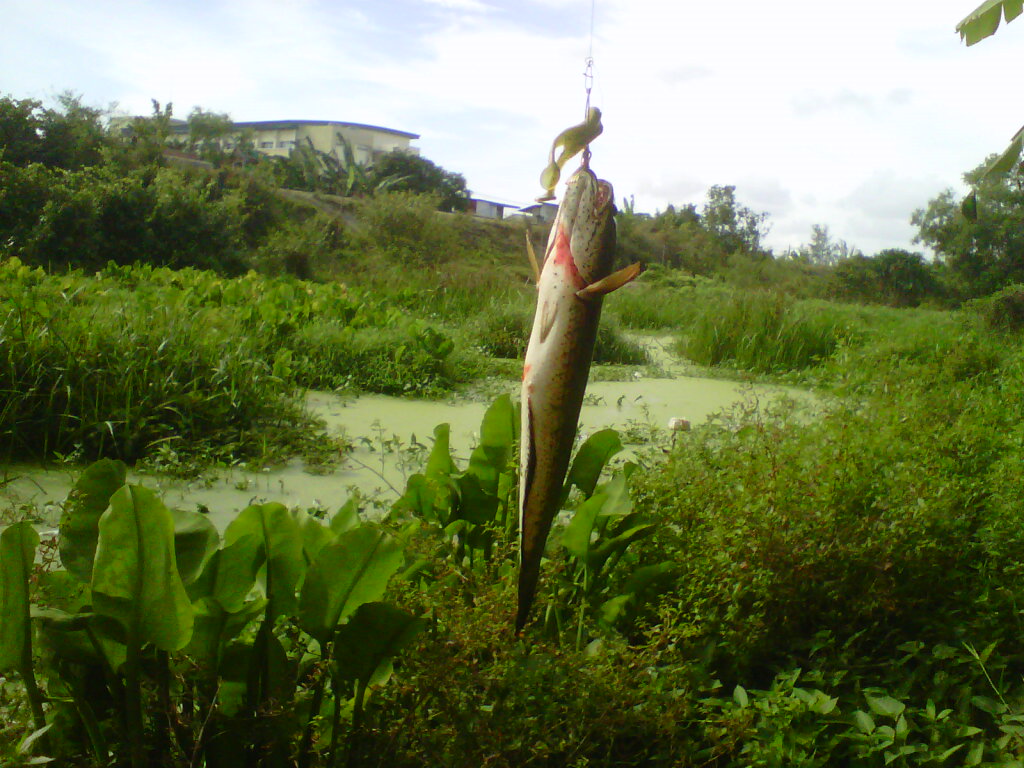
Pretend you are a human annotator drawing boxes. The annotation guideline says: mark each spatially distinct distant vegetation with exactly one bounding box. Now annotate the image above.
[6,89,1024,767]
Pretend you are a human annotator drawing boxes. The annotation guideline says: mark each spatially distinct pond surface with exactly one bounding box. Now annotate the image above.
[1,339,810,532]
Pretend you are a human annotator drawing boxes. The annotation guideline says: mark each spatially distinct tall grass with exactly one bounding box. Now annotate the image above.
[0,295,299,462]
[0,259,471,463]
[678,289,851,373]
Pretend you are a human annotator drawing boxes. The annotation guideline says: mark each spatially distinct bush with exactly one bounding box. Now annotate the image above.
[355,191,463,263]
[966,283,1024,332]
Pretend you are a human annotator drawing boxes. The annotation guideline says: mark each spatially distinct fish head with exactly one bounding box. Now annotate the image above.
[555,167,617,284]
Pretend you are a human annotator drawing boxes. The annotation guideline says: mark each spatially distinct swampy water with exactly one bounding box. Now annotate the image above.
[1,340,810,532]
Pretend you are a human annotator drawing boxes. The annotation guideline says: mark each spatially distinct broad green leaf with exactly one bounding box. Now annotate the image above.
[332,602,426,688]
[171,508,219,585]
[965,740,984,766]
[425,423,456,480]
[599,593,633,625]
[563,429,623,502]
[733,685,749,708]
[224,503,304,621]
[466,394,517,495]
[957,0,1023,45]
[970,694,1007,714]
[455,472,499,525]
[188,533,264,612]
[622,562,677,595]
[291,508,335,565]
[330,497,361,534]
[936,744,966,762]
[852,710,875,734]
[187,596,266,665]
[91,485,194,652]
[562,491,607,561]
[59,459,127,582]
[979,127,1024,182]
[299,525,405,644]
[866,693,906,718]
[0,522,39,671]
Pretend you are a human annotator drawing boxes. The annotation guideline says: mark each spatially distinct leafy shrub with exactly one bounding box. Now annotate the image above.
[473,303,530,359]
[252,214,347,279]
[355,191,463,263]
[966,283,1024,332]
[291,321,460,396]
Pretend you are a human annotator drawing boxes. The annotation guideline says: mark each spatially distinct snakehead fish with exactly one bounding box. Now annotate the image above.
[517,164,641,631]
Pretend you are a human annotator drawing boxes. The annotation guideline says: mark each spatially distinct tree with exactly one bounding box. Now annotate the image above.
[0,95,43,166]
[0,92,109,170]
[913,158,1024,296]
[797,224,860,266]
[701,185,769,255]
[35,92,110,169]
[369,150,470,212]
[186,107,234,160]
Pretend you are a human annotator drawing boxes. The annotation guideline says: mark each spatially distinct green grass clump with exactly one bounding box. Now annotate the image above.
[0,275,300,462]
[0,258,472,463]
[678,289,850,373]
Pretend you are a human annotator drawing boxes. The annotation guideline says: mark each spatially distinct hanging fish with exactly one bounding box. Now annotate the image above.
[517,162,642,631]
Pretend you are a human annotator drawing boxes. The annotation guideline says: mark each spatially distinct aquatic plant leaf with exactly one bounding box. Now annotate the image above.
[59,459,128,582]
[467,394,517,495]
[291,508,335,565]
[332,602,426,689]
[188,533,264,612]
[562,491,607,562]
[171,508,219,585]
[330,498,361,534]
[299,525,404,644]
[224,502,304,621]
[425,423,456,480]
[91,485,194,652]
[0,522,39,671]
[563,429,623,502]
[455,472,499,525]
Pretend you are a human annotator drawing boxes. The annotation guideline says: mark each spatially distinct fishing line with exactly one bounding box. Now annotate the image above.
[583,0,596,118]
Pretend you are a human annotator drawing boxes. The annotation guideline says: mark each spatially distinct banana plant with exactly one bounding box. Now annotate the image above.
[956,0,1024,215]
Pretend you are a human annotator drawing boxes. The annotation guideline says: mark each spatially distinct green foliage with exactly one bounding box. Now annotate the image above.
[0,92,110,171]
[830,249,944,307]
[5,465,422,767]
[679,289,850,372]
[354,190,464,263]
[0,258,470,463]
[913,159,1024,297]
[702,184,770,256]
[368,149,470,212]
[966,282,1024,330]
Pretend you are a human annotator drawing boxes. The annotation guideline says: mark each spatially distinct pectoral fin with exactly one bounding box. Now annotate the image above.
[576,262,643,301]
[525,231,541,285]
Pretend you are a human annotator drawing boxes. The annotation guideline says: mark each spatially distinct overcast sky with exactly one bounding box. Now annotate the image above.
[3,0,1019,255]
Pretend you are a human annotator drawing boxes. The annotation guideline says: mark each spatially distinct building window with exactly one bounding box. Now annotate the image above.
[260,141,274,149]
[277,140,295,149]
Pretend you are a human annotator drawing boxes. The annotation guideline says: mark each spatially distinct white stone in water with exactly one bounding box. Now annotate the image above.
[667,417,691,432]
